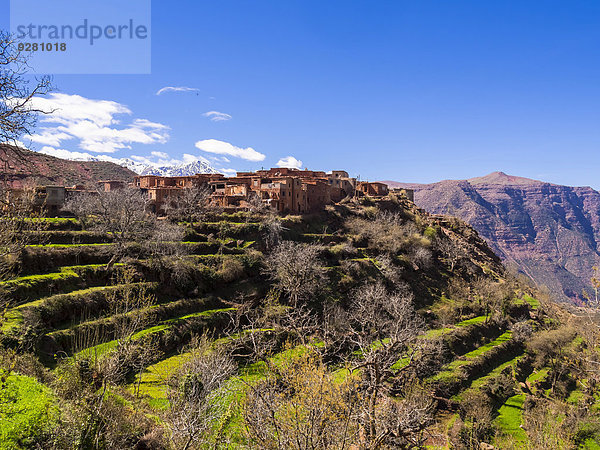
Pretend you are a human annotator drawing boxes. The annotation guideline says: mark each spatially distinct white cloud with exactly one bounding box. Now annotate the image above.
[26,93,169,153]
[156,86,199,96]
[276,156,303,169]
[39,146,96,161]
[202,111,232,122]
[38,146,132,165]
[195,139,265,162]
[28,130,73,147]
[182,153,211,165]
[218,168,238,176]
[151,151,169,159]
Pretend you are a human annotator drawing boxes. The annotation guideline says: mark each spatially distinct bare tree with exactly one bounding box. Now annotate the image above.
[164,184,212,226]
[164,335,236,450]
[0,31,53,167]
[246,192,268,215]
[63,192,95,230]
[436,236,464,272]
[263,241,325,307]
[64,187,180,266]
[409,246,433,270]
[374,383,436,448]
[0,187,47,324]
[261,214,284,250]
[91,188,153,253]
[471,277,512,323]
[345,282,432,446]
[101,269,158,386]
[0,187,36,280]
[243,347,362,449]
[375,254,403,285]
[143,218,187,260]
[527,327,577,395]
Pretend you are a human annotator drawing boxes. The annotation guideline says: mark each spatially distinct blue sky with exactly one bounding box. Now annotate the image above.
[3,1,600,187]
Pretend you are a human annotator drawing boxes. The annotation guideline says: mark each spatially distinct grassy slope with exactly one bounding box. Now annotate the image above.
[0,202,583,448]
[0,375,59,450]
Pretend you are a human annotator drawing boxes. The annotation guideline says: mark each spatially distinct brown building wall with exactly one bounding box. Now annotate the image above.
[357,182,389,196]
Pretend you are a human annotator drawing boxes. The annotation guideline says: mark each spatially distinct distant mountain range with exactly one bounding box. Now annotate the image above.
[0,146,136,188]
[386,172,600,304]
[35,153,220,177]
[136,159,219,177]
[1,146,221,188]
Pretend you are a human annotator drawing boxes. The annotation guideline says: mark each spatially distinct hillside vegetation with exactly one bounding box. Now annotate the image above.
[0,145,135,188]
[1,190,599,449]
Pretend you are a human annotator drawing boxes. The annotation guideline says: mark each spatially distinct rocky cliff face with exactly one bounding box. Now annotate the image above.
[385,172,600,304]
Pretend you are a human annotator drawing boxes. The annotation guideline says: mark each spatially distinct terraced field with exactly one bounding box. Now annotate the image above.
[1,215,265,363]
[2,199,598,449]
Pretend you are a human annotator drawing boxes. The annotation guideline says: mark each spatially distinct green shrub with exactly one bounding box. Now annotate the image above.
[0,375,59,449]
[217,256,246,283]
[424,226,438,240]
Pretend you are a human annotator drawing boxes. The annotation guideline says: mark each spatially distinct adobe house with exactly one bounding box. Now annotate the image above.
[130,167,362,215]
[134,174,224,189]
[253,176,305,213]
[98,180,127,192]
[356,181,389,197]
[33,185,66,215]
[209,180,250,208]
[303,179,333,212]
[135,173,226,212]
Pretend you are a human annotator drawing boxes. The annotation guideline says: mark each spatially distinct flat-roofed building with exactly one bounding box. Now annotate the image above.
[356,181,389,197]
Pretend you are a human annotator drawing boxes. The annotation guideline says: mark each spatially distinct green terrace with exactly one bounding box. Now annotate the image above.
[494,394,527,445]
[128,328,278,407]
[453,353,526,402]
[430,330,514,384]
[76,307,236,361]
[46,295,234,354]
[391,315,489,370]
[1,282,158,334]
[0,264,121,306]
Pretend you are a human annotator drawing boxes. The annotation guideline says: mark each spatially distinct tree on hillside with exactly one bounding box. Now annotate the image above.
[65,187,184,266]
[243,347,363,449]
[436,235,465,272]
[0,187,47,320]
[63,191,95,230]
[164,184,212,226]
[100,268,159,388]
[263,241,325,307]
[345,282,435,447]
[164,335,236,449]
[471,277,512,323]
[0,31,52,169]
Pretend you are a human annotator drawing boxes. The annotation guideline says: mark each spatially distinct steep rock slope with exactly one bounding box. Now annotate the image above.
[386,172,600,303]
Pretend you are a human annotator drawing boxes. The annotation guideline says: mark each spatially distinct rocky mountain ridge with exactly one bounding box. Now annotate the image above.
[385,172,600,303]
[137,158,219,176]
[0,146,136,188]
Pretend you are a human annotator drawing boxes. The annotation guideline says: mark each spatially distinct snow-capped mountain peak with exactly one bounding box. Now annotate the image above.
[138,159,219,176]
[35,147,221,176]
